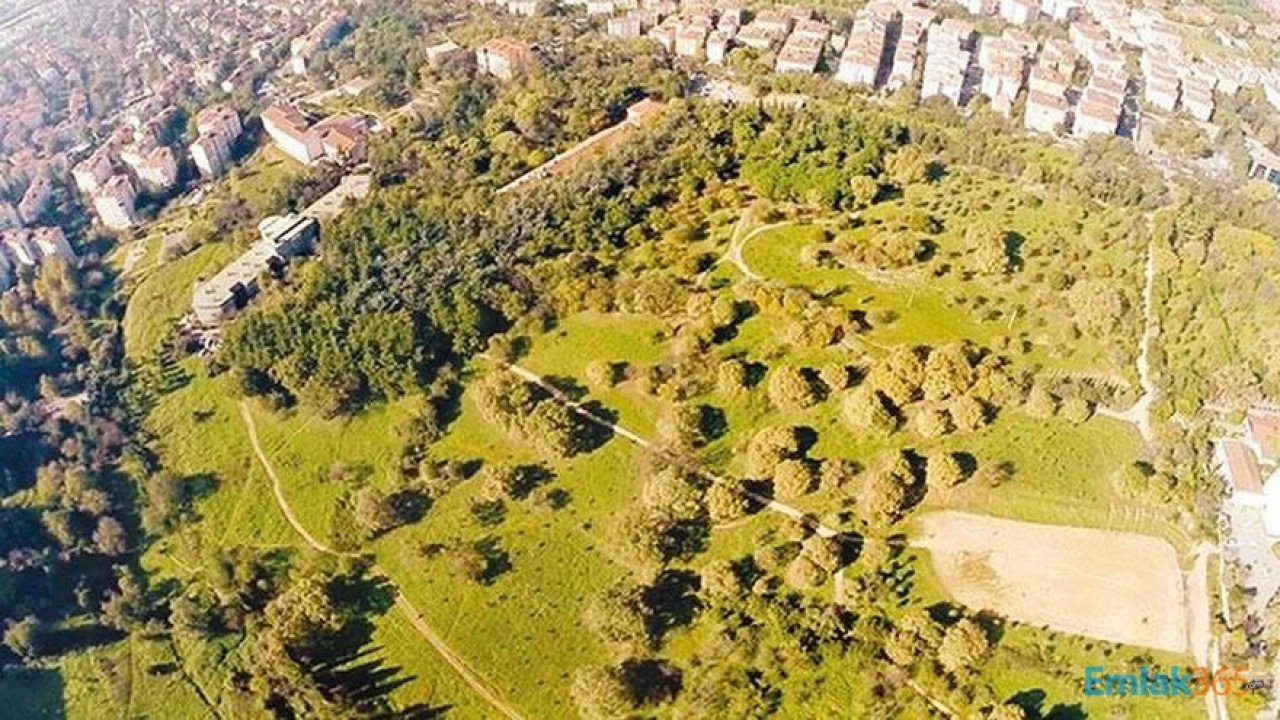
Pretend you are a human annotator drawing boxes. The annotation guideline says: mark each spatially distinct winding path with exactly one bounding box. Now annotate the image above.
[499,361,843,540]
[237,401,524,720]
[1096,219,1158,444]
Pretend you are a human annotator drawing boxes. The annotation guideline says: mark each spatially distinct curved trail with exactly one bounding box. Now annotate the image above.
[238,403,345,556]
[1097,217,1157,443]
[237,401,524,720]
[499,361,844,540]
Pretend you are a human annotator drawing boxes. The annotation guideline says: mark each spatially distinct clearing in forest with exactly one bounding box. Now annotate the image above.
[915,511,1187,653]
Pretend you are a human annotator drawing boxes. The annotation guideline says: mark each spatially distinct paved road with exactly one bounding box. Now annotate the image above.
[238,401,524,720]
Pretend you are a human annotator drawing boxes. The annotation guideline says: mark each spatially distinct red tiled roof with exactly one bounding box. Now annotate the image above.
[1223,440,1264,494]
[1249,410,1280,463]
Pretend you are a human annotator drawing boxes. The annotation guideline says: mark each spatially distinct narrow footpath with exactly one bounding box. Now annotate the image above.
[238,401,524,720]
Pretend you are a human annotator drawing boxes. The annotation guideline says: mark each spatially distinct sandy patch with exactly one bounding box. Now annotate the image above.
[915,511,1187,653]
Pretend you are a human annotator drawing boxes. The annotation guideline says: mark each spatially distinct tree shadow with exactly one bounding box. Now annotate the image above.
[543,375,589,402]
[1004,231,1026,271]
[697,405,728,442]
[620,658,682,706]
[743,361,769,388]
[643,569,701,642]
[576,400,618,452]
[1044,703,1087,720]
[470,498,507,526]
[330,565,397,618]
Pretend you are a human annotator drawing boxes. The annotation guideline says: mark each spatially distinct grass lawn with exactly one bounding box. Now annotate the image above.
[228,144,305,216]
[0,636,217,720]
[122,243,237,360]
[369,373,652,718]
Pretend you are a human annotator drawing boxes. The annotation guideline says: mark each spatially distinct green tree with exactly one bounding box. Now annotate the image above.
[716,359,749,394]
[747,426,803,477]
[767,365,819,411]
[926,452,966,491]
[848,174,880,210]
[700,560,742,604]
[948,394,988,432]
[913,404,953,438]
[1060,396,1093,424]
[922,344,974,402]
[773,459,814,500]
[93,516,128,556]
[585,581,651,653]
[843,387,897,434]
[938,618,991,676]
[3,616,46,660]
[706,480,749,522]
[571,665,633,720]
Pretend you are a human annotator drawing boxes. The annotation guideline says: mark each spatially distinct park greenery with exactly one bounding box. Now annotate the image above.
[5,0,1280,718]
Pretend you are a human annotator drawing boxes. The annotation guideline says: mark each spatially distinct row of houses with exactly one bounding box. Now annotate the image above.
[70,104,246,231]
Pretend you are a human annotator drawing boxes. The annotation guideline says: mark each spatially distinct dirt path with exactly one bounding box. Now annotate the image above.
[238,402,346,556]
[499,361,843,540]
[237,401,524,720]
[1187,545,1228,720]
[1097,218,1158,443]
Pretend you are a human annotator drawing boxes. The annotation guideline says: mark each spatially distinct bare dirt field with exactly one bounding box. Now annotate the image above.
[915,511,1187,653]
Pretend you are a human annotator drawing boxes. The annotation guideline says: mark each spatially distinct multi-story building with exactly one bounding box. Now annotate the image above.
[977,35,1030,117]
[1073,68,1126,137]
[192,214,321,326]
[965,0,997,16]
[262,106,324,166]
[0,201,20,231]
[675,24,708,58]
[426,40,468,66]
[999,0,1039,25]
[1025,89,1071,132]
[92,175,139,230]
[1180,73,1215,121]
[835,2,898,88]
[312,114,371,163]
[507,0,539,17]
[136,146,179,191]
[706,30,729,64]
[886,6,936,92]
[775,22,829,74]
[17,174,52,225]
[1142,54,1180,112]
[0,225,75,291]
[1250,144,1280,189]
[290,12,349,76]
[736,8,793,50]
[190,104,242,179]
[72,148,114,195]
[477,37,539,81]
[608,13,644,38]
[921,19,975,105]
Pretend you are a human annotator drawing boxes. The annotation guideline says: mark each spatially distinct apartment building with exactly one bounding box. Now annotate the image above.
[920,19,975,105]
[92,175,139,231]
[190,104,242,179]
[477,37,539,81]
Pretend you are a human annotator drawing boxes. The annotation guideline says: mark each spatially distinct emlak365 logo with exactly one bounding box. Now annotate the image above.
[1083,666,1260,698]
